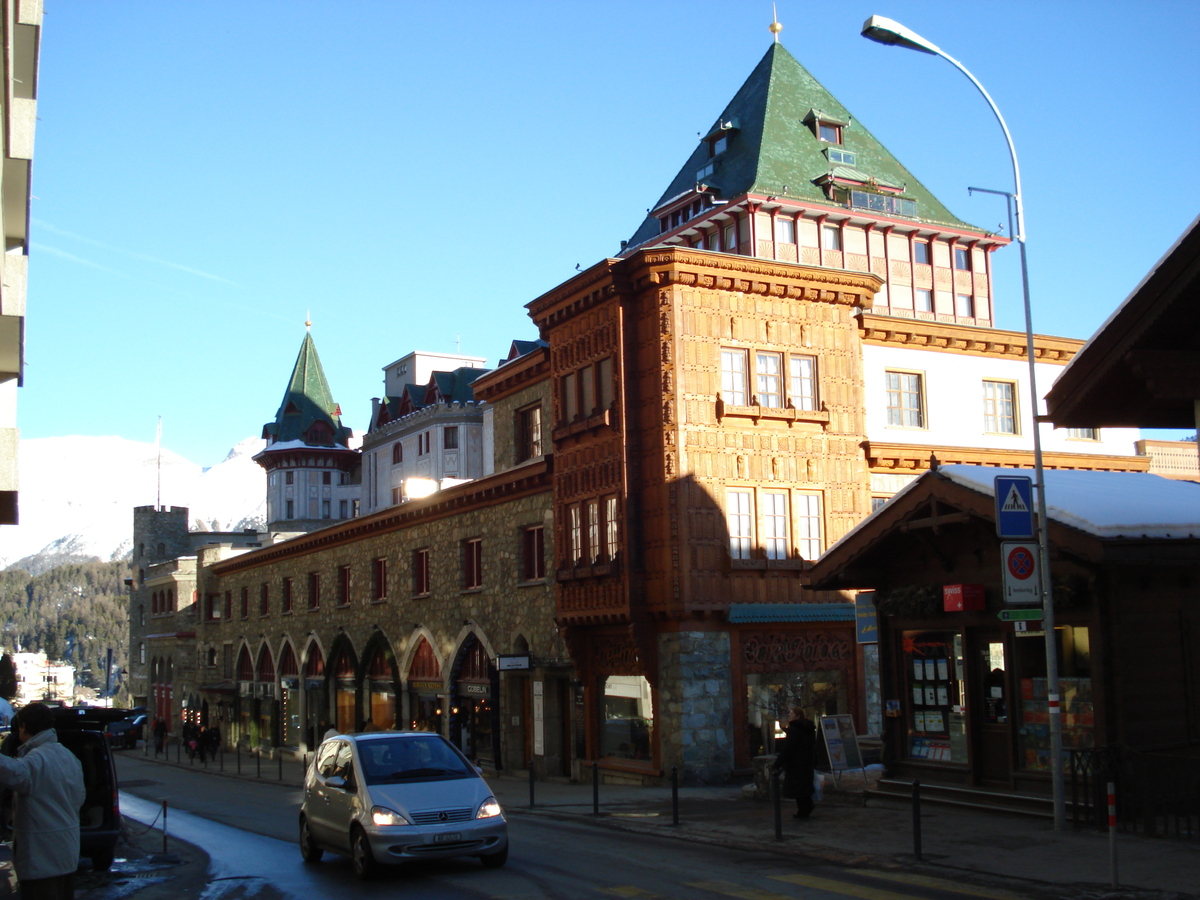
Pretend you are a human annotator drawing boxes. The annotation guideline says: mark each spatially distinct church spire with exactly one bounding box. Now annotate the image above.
[262,330,351,449]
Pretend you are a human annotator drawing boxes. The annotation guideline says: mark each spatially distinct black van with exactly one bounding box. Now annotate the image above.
[47,707,122,871]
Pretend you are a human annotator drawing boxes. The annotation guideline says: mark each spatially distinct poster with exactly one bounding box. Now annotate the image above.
[924,686,937,706]
[937,686,949,706]
[937,659,949,681]
[912,685,924,705]
[819,715,863,771]
[924,710,945,732]
[913,660,925,681]
[914,712,926,732]
[924,660,936,681]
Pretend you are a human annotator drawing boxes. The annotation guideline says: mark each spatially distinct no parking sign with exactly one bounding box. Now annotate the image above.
[1001,541,1040,604]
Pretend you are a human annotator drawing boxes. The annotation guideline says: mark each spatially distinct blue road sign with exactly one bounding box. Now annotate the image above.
[995,475,1035,539]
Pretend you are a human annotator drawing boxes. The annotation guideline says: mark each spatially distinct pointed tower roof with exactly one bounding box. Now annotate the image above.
[261,332,353,448]
[625,42,978,250]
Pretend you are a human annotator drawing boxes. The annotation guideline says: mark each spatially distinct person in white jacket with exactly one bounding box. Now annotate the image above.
[0,703,85,899]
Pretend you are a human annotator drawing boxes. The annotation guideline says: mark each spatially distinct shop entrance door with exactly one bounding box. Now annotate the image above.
[971,631,1012,786]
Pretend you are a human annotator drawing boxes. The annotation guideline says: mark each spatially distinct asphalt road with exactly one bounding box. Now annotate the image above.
[112,755,1040,900]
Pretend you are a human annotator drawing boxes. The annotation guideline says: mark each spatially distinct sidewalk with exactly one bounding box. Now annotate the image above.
[123,742,1200,899]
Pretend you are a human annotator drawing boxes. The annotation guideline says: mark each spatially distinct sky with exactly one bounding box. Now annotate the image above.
[24,1,1200,466]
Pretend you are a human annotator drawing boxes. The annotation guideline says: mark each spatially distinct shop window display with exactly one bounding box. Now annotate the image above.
[601,675,653,760]
[903,631,969,763]
[1016,625,1093,770]
[745,671,846,757]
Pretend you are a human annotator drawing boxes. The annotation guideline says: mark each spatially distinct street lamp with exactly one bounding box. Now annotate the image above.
[861,15,1066,831]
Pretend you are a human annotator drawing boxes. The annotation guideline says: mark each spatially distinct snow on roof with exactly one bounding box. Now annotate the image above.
[939,465,1200,540]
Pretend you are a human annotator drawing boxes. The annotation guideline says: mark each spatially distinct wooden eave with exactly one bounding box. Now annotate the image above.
[211,459,552,576]
[471,346,550,403]
[859,313,1083,362]
[864,442,1150,474]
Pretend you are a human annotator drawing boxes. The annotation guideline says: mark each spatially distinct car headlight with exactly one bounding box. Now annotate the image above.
[370,806,410,827]
[476,797,503,819]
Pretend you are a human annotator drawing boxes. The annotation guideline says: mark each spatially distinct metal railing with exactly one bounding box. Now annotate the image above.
[1071,745,1200,840]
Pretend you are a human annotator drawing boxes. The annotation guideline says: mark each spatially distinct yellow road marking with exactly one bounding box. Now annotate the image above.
[685,881,794,900]
[600,888,667,899]
[838,871,1026,900]
[771,872,926,900]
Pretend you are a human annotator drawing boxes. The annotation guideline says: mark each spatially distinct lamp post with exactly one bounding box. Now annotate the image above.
[861,15,1065,831]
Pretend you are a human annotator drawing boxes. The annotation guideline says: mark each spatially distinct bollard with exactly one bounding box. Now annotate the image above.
[1108,781,1119,888]
[219,747,224,773]
[912,780,922,861]
[592,762,600,816]
[302,753,307,784]
[161,800,168,855]
[176,740,180,764]
[528,759,535,808]
[236,745,241,775]
[256,749,261,778]
[671,766,680,827]
[189,742,194,766]
[278,752,283,781]
[772,769,782,841]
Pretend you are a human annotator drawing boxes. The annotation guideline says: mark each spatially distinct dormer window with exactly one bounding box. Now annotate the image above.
[818,122,841,143]
[805,109,849,145]
[709,134,728,157]
[826,147,856,166]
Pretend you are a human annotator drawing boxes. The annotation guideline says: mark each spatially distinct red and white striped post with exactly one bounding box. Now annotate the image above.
[1107,781,1118,888]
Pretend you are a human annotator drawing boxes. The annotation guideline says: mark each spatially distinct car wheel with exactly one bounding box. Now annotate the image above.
[480,844,508,868]
[351,827,377,880]
[91,850,115,872]
[298,815,323,864]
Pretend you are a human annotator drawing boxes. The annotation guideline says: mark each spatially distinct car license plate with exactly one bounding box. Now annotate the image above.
[433,832,461,843]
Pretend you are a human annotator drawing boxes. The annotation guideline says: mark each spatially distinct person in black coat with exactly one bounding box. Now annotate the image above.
[773,706,817,819]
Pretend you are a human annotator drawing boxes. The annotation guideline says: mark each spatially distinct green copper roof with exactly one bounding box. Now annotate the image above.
[626,42,977,249]
[262,332,352,447]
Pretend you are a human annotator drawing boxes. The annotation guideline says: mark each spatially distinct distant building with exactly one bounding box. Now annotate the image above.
[0,1,43,525]
[12,651,74,706]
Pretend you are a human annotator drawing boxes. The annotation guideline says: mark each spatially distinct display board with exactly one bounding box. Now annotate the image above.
[818,714,862,771]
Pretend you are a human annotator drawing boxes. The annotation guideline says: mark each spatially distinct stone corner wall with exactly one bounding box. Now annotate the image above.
[658,630,733,784]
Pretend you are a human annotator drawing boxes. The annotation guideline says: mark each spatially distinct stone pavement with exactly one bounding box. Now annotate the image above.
[4,741,1195,900]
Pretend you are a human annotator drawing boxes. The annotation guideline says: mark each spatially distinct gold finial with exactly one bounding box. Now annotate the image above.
[769,3,782,41]
[305,310,312,331]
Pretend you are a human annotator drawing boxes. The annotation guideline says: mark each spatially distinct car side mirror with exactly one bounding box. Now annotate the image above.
[326,775,346,789]
[474,765,483,776]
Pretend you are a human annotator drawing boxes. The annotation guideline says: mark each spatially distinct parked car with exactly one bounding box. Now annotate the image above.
[299,731,508,879]
[46,706,122,871]
[104,710,147,750]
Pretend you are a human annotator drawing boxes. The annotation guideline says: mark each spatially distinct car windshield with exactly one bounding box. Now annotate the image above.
[357,735,474,785]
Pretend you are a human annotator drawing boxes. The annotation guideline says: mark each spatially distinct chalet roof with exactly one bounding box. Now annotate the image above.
[625,42,975,250]
[1045,213,1200,429]
[261,332,352,448]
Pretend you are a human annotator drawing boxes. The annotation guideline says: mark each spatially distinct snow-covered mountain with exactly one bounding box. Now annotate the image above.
[0,436,267,573]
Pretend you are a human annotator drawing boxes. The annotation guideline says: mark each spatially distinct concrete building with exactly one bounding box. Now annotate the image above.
[12,650,74,706]
[0,0,42,525]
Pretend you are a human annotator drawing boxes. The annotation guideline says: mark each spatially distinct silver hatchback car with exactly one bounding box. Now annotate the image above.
[299,731,508,878]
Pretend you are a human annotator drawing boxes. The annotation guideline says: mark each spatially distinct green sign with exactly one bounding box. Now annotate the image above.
[998,608,1044,622]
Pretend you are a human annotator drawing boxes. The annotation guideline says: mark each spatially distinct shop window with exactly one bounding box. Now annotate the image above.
[522,526,545,581]
[745,671,848,758]
[462,538,482,590]
[413,548,431,596]
[885,370,925,428]
[601,675,653,761]
[902,631,968,763]
[1015,625,1093,771]
[983,380,1018,434]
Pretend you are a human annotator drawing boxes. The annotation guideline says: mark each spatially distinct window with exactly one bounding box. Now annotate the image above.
[322,499,331,519]
[885,371,925,428]
[568,505,582,565]
[522,526,546,581]
[138,605,144,626]
[818,121,841,143]
[139,643,146,665]
[1067,427,1099,440]
[721,349,748,405]
[762,492,788,560]
[586,499,601,564]
[723,223,737,251]
[727,490,753,559]
[788,355,817,411]
[517,404,542,461]
[561,360,613,424]
[322,471,331,485]
[224,591,232,620]
[391,487,403,505]
[955,293,975,318]
[954,247,972,271]
[307,572,320,609]
[580,364,595,416]
[413,549,431,596]
[285,500,294,519]
[709,134,728,156]
[282,577,293,613]
[915,288,933,312]
[755,352,782,408]
[371,558,387,601]
[463,538,482,590]
[822,224,842,252]
[871,496,888,513]
[605,496,619,562]
[392,442,402,465]
[795,493,822,560]
[913,241,931,266]
[259,584,269,616]
[827,147,856,166]
[338,565,351,606]
[774,217,795,244]
[983,380,1017,434]
[562,372,578,422]
[285,471,294,485]
[240,587,249,619]
[339,499,348,518]
[444,426,459,450]
[598,357,614,411]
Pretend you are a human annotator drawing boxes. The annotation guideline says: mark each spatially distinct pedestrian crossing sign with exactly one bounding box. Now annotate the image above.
[995,475,1034,539]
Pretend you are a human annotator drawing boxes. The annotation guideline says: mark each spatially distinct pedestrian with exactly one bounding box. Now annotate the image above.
[196,725,208,763]
[152,717,167,755]
[0,703,86,899]
[773,705,817,819]
[206,723,221,760]
[322,722,338,742]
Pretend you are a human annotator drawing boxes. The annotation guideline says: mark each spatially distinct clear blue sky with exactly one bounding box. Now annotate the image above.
[26,1,1200,465]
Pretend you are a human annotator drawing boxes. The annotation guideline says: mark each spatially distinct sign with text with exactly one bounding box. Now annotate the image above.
[855,592,878,643]
[818,714,863,772]
[1001,541,1041,604]
[995,475,1035,539]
